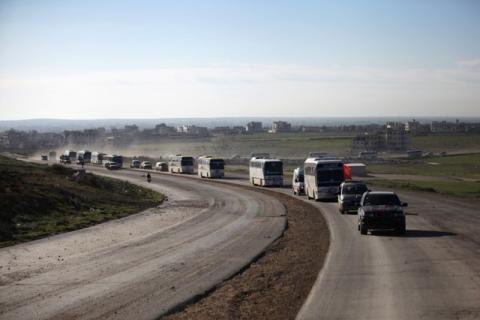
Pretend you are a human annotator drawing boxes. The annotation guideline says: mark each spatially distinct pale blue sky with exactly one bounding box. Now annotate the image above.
[0,0,479,119]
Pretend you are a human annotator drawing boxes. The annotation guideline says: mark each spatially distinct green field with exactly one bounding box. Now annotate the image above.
[369,179,480,198]
[119,132,480,161]
[368,153,480,180]
[412,133,480,152]
[128,132,354,159]
[0,156,164,247]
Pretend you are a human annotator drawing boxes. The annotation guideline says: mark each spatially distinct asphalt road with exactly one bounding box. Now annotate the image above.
[0,167,286,320]
[89,168,480,320]
[194,172,480,319]
[293,190,480,320]
[3,162,480,320]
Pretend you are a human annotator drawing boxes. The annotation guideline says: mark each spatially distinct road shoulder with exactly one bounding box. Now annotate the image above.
[163,189,329,320]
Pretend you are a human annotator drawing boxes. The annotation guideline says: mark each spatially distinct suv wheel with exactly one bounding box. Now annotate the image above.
[396,223,406,235]
[360,222,368,235]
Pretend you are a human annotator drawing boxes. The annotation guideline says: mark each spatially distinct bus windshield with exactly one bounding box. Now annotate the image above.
[210,160,224,169]
[181,158,194,166]
[317,169,343,186]
[343,183,368,195]
[264,161,283,176]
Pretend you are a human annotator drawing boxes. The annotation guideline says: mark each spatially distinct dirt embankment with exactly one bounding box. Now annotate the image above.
[163,189,329,320]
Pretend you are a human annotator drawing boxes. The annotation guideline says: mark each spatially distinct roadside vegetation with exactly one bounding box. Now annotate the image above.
[412,133,480,152]
[129,132,353,158]
[124,132,480,159]
[369,179,480,198]
[0,156,164,247]
[368,153,480,180]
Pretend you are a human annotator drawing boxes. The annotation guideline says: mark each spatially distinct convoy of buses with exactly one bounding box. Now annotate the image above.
[51,149,352,200]
[48,150,409,234]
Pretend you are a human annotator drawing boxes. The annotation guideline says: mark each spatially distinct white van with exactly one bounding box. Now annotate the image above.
[292,167,305,195]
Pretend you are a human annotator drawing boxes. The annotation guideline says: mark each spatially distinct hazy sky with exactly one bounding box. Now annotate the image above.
[1,0,479,120]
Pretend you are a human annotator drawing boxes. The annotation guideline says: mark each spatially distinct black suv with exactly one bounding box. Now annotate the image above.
[358,191,407,235]
[338,180,368,214]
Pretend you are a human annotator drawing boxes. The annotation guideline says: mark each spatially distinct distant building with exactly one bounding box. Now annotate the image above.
[300,126,324,133]
[212,126,231,135]
[271,121,291,133]
[176,125,210,136]
[352,132,385,151]
[245,121,263,133]
[465,122,480,133]
[353,122,411,152]
[154,123,176,135]
[212,126,247,135]
[232,126,246,134]
[124,124,139,133]
[405,119,431,135]
[385,122,411,151]
[0,132,10,147]
[430,120,465,133]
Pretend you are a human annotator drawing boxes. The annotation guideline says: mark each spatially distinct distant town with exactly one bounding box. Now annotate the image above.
[1,118,480,156]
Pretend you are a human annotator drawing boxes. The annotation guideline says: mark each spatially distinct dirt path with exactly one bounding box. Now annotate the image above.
[163,189,329,320]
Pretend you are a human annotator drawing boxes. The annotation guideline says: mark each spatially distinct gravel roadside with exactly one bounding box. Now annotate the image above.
[163,189,329,320]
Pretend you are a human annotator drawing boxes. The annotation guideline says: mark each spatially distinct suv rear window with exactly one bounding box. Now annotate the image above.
[343,183,367,194]
[363,194,400,206]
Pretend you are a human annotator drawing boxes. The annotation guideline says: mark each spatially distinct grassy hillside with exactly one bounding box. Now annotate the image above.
[0,156,163,247]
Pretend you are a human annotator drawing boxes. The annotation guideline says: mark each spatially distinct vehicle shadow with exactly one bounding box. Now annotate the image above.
[373,229,457,238]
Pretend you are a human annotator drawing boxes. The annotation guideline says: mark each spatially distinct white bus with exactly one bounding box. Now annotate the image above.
[91,152,106,165]
[76,150,92,164]
[249,156,283,186]
[169,155,194,174]
[198,156,225,178]
[63,150,77,161]
[304,158,344,200]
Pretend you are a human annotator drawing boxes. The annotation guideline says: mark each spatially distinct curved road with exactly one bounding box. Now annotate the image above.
[294,191,480,319]
[0,167,286,320]
[188,173,480,319]
[3,162,480,320]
